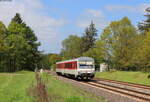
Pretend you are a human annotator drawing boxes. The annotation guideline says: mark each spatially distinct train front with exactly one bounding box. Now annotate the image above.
[77,57,95,80]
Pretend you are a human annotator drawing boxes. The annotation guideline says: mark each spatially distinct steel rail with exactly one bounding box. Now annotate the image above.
[86,81,150,102]
[95,78,150,90]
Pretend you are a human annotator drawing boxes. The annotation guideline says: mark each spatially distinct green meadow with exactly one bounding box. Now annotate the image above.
[0,71,34,102]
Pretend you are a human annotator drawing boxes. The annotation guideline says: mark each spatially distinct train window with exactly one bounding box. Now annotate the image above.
[72,63,76,69]
[64,63,73,68]
[79,64,93,68]
[79,61,93,68]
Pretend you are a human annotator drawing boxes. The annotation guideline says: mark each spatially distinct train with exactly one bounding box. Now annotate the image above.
[56,57,95,80]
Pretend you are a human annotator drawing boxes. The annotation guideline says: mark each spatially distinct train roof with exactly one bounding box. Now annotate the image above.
[56,57,94,64]
[77,57,94,61]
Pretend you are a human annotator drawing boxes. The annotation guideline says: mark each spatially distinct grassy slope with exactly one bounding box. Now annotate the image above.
[0,71,105,102]
[96,71,150,85]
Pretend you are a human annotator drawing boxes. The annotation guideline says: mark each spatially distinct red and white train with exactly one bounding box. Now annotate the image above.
[56,57,95,80]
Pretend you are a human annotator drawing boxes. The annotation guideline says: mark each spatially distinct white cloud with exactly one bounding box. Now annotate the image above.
[0,0,66,53]
[77,9,108,29]
[105,3,150,13]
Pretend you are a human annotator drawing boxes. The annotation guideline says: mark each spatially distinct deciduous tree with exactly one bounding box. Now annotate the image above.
[100,17,138,70]
[61,35,82,59]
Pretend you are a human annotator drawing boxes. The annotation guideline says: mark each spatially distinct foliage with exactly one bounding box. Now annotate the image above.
[0,21,8,72]
[8,13,40,71]
[136,32,150,68]
[11,13,23,24]
[0,13,40,72]
[60,21,98,62]
[61,35,82,59]
[99,17,138,70]
[138,7,150,32]
[38,54,51,70]
[135,7,150,70]
[82,21,97,53]
[38,53,62,70]
[5,34,30,71]
[83,40,106,69]
[60,10,150,72]
[49,54,62,70]
[0,21,7,52]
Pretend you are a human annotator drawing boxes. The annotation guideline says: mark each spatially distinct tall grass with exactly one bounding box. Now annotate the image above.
[27,72,50,102]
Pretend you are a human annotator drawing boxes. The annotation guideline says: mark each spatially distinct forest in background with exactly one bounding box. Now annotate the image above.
[49,7,150,72]
[0,7,150,72]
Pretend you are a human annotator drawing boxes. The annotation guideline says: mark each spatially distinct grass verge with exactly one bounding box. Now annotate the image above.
[41,73,106,102]
[96,71,150,85]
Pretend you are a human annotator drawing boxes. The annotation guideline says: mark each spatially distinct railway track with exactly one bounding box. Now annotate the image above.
[84,81,150,102]
[81,78,150,102]
[47,71,150,102]
[95,78,150,90]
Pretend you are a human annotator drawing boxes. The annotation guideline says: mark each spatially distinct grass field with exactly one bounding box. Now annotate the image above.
[96,71,150,85]
[0,71,105,102]
[0,71,34,102]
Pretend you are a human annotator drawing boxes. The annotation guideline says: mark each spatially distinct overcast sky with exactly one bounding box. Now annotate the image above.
[0,0,149,53]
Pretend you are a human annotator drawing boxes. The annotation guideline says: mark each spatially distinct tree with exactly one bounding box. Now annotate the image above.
[83,40,106,70]
[139,7,150,32]
[136,32,150,70]
[82,21,97,53]
[11,13,23,24]
[61,35,82,59]
[49,54,62,70]
[100,17,138,70]
[5,34,29,71]
[38,54,51,70]
[137,7,150,71]
[20,25,40,70]
[6,13,40,71]
[0,21,8,72]
[0,21,7,51]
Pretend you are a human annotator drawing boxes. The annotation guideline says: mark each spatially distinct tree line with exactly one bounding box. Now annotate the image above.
[0,13,41,72]
[0,7,150,72]
[59,7,150,71]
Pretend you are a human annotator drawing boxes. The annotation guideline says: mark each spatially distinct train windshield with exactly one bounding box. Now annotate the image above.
[79,61,94,68]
